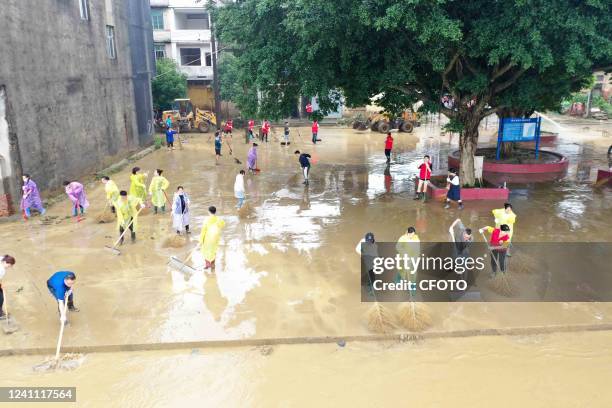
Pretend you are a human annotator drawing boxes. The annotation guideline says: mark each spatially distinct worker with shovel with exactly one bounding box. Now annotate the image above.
[199,206,226,270]
[149,169,170,214]
[46,271,78,323]
[116,190,145,244]
[0,255,16,321]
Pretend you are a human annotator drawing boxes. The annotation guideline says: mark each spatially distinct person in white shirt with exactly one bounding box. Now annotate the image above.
[0,255,16,320]
[444,168,464,209]
[234,170,246,209]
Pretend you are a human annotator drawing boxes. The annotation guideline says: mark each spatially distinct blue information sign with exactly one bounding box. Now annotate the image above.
[496,117,542,159]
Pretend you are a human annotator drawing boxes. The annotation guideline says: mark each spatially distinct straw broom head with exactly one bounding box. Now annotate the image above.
[397,302,432,332]
[487,273,517,297]
[366,302,397,334]
[94,207,115,224]
[163,234,188,248]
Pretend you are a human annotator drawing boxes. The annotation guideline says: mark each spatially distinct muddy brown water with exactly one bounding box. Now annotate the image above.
[0,116,611,404]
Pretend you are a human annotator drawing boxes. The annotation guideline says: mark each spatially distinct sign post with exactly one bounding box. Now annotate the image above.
[496,117,542,160]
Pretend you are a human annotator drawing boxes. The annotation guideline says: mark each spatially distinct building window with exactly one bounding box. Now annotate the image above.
[204,52,212,67]
[79,0,89,20]
[596,75,604,82]
[151,9,164,30]
[154,44,166,61]
[180,48,201,66]
[186,13,210,29]
[106,25,116,59]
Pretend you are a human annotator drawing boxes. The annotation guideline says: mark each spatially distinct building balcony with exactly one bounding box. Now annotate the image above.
[171,29,211,43]
[153,30,171,42]
[178,65,213,81]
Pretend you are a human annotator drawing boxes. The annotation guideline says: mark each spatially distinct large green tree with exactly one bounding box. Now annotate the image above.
[218,53,259,118]
[152,59,188,111]
[216,0,611,185]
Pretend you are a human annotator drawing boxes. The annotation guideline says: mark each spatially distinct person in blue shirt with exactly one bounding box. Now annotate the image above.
[214,131,223,164]
[294,150,311,184]
[46,271,78,323]
[165,127,177,151]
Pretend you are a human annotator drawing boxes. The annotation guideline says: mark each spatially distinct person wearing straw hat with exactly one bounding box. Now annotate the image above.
[116,190,145,244]
[0,255,16,320]
[46,271,78,323]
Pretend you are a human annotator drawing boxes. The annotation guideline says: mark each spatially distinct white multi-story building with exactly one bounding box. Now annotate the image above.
[150,0,215,108]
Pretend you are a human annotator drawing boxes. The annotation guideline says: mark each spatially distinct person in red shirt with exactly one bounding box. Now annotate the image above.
[306,103,313,114]
[384,133,393,163]
[248,119,255,141]
[224,119,233,135]
[415,155,431,200]
[261,120,270,142]
[479,224,511,275]
[311,120,319,144]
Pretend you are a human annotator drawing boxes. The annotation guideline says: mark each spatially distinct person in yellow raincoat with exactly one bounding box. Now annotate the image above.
[492,202,516,240]
[129,167,147,203]
[199,206,226,269]
[115,190,145,244]
[148,169,170,214]
[395,226,420,289]
[101,176,119,213]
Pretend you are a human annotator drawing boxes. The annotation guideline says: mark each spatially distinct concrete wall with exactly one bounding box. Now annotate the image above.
[0,0,152,213]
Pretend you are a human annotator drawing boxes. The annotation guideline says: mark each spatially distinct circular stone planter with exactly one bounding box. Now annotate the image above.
[414,175,509,201]
[448,148,569,184]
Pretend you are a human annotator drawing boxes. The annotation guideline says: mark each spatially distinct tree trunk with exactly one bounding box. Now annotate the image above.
[459,117,480,186]
[501,141,515,158]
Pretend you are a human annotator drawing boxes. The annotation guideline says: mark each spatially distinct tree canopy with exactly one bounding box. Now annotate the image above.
[152,58,188,111]
[216,0,611,184]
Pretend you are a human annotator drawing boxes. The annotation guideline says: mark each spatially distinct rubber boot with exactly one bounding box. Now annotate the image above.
[185,225,190,234]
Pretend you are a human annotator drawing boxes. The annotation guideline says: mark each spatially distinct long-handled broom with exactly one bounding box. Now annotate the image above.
[168,244,201,275]
[364,259,397,334]
[34,296,84,372]
[395,250,433,332]
[2,286,19,334]
[105,208,142,255]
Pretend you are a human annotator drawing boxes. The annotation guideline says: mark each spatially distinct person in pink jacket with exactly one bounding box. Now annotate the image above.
[63,181,90,217]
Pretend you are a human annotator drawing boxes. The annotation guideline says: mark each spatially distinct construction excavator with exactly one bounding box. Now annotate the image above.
[161,99,217,133]
[352,110,420,133]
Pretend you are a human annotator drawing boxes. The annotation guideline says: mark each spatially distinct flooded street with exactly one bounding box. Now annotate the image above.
[1,117,611,405]
[3,331,612,407]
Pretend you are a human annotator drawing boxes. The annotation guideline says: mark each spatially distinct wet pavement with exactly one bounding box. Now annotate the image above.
[2,331,612,407]
[0,116,611,402]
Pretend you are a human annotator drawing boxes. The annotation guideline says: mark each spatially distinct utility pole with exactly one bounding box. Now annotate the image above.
[210,7,222,128]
